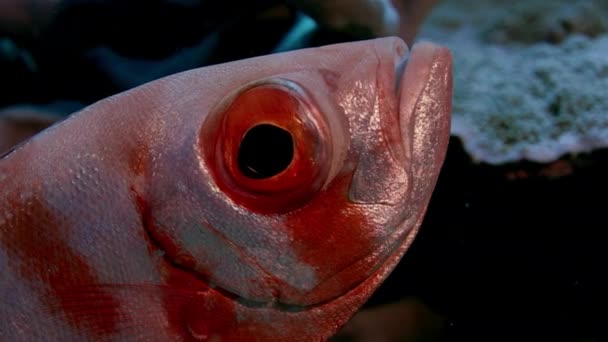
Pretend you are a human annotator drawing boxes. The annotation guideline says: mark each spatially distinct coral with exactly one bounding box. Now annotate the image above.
[419,0,608,164]
[480,0,608,45]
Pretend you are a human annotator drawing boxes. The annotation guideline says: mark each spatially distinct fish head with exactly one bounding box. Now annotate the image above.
[144,36,452,339]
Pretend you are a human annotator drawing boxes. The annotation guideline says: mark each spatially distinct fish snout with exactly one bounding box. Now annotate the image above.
[348,38,451,207]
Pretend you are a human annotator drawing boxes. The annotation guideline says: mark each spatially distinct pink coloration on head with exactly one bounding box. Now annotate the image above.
[0,37,451,340]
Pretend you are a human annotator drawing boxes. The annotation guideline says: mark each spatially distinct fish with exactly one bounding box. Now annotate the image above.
[0,36,452,341]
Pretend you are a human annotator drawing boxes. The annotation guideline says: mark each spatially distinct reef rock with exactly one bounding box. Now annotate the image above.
[419,0,608,164]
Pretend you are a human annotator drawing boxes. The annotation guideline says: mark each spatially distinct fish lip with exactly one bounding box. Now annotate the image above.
[395,41,451,156]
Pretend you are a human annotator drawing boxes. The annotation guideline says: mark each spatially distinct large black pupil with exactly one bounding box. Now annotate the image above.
[238,124,294,179]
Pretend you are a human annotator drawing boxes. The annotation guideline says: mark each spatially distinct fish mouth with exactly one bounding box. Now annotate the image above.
[394,53,409,93]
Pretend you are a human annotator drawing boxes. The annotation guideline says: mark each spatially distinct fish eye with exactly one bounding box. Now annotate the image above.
[200,79,332,214]
[237,124,294,179]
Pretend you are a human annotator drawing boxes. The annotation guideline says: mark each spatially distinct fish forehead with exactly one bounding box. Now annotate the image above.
[148,37,406,112]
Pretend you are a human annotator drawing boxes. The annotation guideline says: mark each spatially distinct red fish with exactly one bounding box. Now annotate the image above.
[0,37,452,341]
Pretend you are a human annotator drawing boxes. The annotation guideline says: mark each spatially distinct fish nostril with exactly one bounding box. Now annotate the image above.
[238,124,294,179]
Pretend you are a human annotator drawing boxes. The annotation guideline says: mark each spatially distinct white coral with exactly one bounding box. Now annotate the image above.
[420,0,608,164]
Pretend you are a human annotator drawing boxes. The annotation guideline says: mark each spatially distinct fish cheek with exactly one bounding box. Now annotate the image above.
[276,174,378,303]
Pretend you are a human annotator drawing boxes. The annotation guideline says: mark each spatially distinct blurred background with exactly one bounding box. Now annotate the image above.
[1,0,606,341]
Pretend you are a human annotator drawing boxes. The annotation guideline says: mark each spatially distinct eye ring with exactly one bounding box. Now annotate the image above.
[200,79,332,214]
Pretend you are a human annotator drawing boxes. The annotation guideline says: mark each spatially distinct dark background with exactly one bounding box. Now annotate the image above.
[371,139,607,341]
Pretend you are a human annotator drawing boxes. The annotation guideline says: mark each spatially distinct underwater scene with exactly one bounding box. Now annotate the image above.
[0,0,606,341]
